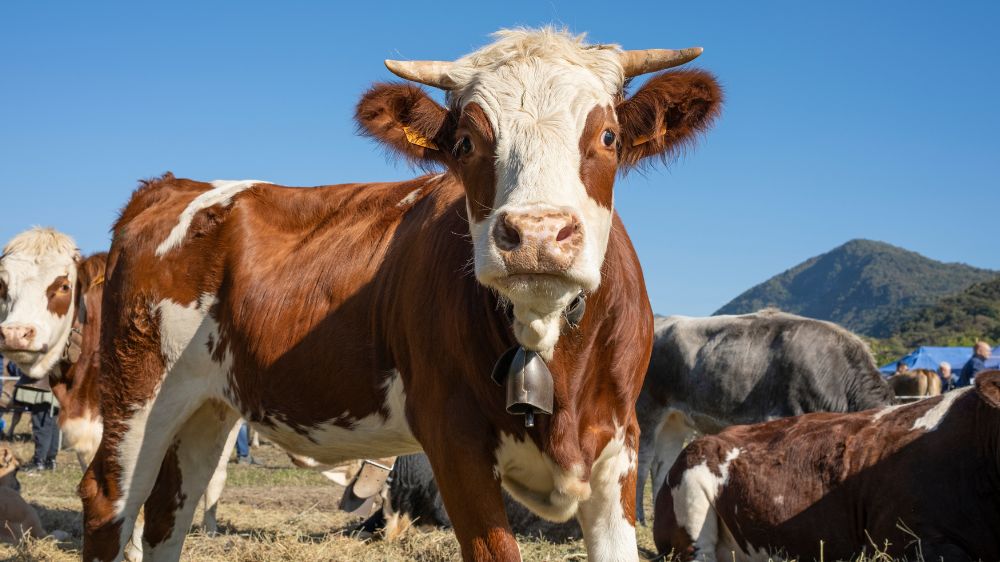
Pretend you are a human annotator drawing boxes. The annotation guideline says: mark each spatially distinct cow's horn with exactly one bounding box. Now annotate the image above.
[384,60,457,90]
[619,48,703,78]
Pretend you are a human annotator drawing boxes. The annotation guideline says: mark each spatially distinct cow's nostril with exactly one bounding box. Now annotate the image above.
[493,213,522,251]
[556,223,577,243]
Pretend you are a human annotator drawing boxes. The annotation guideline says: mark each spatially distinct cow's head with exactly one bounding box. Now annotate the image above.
[357,29,721,354]
[0,228,81,378]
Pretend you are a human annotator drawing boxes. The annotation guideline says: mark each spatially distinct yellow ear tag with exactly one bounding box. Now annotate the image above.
[403,126,439,150]
[631,126,668,147]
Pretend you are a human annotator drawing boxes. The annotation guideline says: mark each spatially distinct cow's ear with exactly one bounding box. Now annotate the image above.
[975,370,1000,409]
[356,83,453,167]
[616,69,722,169]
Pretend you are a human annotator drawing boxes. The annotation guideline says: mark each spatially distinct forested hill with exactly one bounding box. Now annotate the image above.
[715,239,997,337]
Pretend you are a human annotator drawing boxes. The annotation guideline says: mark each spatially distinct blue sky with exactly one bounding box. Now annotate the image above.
[2,1,998,316]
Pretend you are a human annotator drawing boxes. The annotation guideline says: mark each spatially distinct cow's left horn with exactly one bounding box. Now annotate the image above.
[384,60,457,90]
[619,47,704,78]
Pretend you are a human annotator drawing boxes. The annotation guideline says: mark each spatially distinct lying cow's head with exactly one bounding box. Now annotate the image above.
[0,227,81,378]
[357,28,721,353]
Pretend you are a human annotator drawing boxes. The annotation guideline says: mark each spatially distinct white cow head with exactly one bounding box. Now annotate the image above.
[357,28,721,354]
[0,227,81,378]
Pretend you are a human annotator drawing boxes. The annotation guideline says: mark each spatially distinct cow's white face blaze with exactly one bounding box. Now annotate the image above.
[0,228,80,378]
[445,41,623,351]
[357,28,722,354]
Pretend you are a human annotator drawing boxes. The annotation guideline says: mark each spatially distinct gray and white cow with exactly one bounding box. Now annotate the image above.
[634,309,894,523]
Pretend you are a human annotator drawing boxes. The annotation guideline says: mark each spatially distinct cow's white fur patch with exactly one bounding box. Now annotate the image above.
[671,448,741,562]
[576,427,639,562]
[493,432,590,522]
[444,30,622,355]
[60,413,103,469]
[396,188,422,207]
[0,228,80,378]
[649,408,697,503]
[911,387,970,431]
[250,373,421,466]
[155,179,269,256]
[872,402,905,421]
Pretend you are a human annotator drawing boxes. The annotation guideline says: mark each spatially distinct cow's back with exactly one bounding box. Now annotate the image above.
[103,173,458,464]
[648,311,890,429]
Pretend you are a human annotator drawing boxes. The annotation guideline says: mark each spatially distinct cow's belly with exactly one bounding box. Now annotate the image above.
[237,374,422,466]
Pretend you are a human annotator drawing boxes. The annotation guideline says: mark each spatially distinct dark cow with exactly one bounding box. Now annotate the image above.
[359,454,580,542]
[80,28,722,562]
[654,370,1000,562]
[635,310,894,523]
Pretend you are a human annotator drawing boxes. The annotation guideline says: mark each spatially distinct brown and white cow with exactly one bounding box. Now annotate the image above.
[80,28,722,561]
[0,228,81,379]
[654,370,1000,562]
[48,251,107,470]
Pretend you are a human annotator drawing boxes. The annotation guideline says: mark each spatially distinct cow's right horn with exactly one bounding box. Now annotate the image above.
[384,60,457,90]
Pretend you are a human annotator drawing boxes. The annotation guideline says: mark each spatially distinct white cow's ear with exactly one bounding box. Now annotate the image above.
[616,69,723,169]
[356,83,453,169]
[976,371,1000,409]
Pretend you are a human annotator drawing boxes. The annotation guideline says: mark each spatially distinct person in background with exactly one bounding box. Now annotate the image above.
[894,361,909,375]
[938,361,955,392]
[234,422,261,466]
[956,341,992,388]
[8,361,59,471]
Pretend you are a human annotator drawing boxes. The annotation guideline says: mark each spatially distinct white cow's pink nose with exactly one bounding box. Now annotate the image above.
[0,324,38,351]
[492,209,584,274]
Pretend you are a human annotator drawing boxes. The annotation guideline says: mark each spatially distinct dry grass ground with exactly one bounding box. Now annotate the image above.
[0,418,919,562]
[0,420,660,561]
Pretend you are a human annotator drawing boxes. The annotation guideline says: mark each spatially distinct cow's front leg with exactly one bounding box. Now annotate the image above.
[576,429,640,562]
[420,428,520,561]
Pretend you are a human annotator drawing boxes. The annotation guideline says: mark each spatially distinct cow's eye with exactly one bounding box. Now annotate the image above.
[60,283,71,292]
[602,130,617,148]
[453,136,473,158]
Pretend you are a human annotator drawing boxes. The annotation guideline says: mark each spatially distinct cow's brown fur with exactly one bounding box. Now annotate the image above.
[44,276,73,317]
[655,372,1000,561]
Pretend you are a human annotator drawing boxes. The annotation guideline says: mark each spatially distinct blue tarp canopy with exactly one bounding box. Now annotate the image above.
[880,345,1000,375]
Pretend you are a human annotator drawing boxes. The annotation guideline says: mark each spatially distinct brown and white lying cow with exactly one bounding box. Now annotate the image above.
[80,28,722,562]
[0,445,46,544]
[654,370,1000,562]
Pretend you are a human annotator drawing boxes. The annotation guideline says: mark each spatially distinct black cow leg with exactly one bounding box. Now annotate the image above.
[353,509,387,536]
